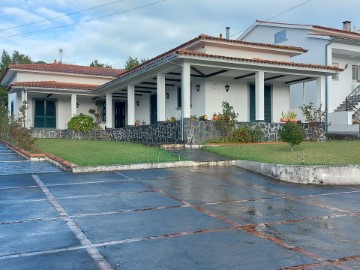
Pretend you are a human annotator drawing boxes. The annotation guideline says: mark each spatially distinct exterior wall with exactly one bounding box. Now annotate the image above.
[15,71,113,85]
[202,45,290,61]
[204,77,248,121]
[240,25,327,64]
[272,82,290,122]
[135,94,150,124]
[8,92,19,117]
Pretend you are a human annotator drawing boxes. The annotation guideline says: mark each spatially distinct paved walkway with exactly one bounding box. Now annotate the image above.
[1,158,360,269]
[0,143,62,175]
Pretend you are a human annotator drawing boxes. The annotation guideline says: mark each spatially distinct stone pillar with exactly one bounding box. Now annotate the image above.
[316,76,326,108]
[181,62,191,118]
[71,94,77,117]
[255,71,265,121]
[106,93,113,128]
[128,84,135,126]
[157,73,166,121]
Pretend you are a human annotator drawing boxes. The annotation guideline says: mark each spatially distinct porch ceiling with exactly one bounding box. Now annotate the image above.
[110,64,319,96]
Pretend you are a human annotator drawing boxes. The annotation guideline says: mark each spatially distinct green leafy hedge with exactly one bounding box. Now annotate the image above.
[67,114,95,132]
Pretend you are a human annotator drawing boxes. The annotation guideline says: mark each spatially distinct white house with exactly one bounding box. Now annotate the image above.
[1,63,124,129]
[2,34,340,135]
[239,20,360,132]
[94,34,339,129]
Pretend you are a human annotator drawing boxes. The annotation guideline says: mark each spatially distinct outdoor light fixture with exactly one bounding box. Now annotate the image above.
[166,92,170,99]
[136,100,140,106]
[225,84,230,92]
[76,102,79,108]
[196,84,200,92]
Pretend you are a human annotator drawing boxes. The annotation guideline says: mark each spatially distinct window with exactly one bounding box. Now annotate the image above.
[274,30,287,44]
[34,100,56,128]
[352,65,360,81]
[332,63,339,80]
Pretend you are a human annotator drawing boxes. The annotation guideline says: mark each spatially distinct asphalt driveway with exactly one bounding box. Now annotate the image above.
[1,143,360,269]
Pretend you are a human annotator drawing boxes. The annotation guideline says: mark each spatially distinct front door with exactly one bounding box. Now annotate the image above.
[249,84,272,122]
[114,101,125,128]
[34,100,56,128]
[150,95,157,124]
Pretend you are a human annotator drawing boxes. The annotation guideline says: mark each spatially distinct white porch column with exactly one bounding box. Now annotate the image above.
[21,90,28,128]
[181,62,191,118]
[106,93,113,128]
[157,73,166,121]
[255,71,265,121]
[127,84,135,126]
[71,94,77,117]
[316,76,326,108]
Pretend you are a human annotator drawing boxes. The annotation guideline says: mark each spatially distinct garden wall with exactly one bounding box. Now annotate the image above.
[32,120,325,144]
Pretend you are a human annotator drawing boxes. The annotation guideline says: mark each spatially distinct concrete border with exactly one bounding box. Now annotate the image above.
[234,160,360,185]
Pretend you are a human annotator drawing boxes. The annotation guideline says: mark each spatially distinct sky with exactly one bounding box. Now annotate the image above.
[1,0,360,69]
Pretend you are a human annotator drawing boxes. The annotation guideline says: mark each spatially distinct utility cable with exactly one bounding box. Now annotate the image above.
[0,0,128,32]
[0,0,167,39]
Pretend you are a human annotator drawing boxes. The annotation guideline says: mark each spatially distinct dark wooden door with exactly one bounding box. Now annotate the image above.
[150,95,157,124]
[115,102,125,128]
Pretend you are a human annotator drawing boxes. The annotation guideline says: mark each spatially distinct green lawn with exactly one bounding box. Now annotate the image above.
[35,139,180,166]
[203,141,360,165]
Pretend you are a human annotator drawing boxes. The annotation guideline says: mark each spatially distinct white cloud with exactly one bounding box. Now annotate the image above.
[2,7,44,22]
[36,7,73,24]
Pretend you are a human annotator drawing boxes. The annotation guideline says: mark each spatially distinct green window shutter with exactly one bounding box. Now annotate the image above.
[264,86,272,123]
[249,84,255,122]
[177,86,182,108]
[34,100,45,128]
[45,101,56,128]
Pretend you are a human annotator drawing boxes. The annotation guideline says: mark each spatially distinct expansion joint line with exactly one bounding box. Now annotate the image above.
[32,175,114,270]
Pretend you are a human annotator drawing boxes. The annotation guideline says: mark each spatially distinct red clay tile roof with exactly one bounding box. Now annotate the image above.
[175,49,343,72]
[99,34,308,88]
[8,63,125,77]
[10,81,98,91]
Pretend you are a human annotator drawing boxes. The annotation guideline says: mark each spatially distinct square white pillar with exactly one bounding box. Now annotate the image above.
[316,76,326,108]
[127,84,135,126]
[157,73,166,121]
[71,94,77,117]
[181,62,191,118]
[255,71,265,121]
[106,93,113,128]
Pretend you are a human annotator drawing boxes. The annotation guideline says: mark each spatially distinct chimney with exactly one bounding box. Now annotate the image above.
[226,27,230,39]
[342,21,352,31]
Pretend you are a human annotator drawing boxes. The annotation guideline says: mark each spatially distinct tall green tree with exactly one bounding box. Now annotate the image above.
[0,50,33,106]
[90,59,112,68]
[124,56,148,71]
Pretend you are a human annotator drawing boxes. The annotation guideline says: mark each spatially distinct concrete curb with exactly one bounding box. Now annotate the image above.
[72,160,235,173]
[234,160,360,185]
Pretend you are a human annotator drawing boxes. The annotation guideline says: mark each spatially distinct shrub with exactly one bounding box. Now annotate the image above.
[233,126,264,143]
[279,122,305,151]
[67,113,95,132]
[300,103,325,141]
[214,101,239,138]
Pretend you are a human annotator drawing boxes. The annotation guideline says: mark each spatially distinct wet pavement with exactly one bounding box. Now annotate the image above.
[1,144,360,269]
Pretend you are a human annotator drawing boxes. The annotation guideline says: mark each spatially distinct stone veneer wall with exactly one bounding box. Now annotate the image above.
[32,121,325,144]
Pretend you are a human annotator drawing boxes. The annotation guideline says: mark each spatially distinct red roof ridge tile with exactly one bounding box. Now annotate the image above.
[10,81,98,91]
[175,49,343,72]
[7,63,125,77]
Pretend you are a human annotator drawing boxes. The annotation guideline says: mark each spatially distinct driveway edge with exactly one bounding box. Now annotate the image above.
[234,160,360,185]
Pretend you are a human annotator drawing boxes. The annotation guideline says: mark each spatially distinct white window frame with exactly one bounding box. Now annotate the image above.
[352,65,360,81]
[332,63,339,80]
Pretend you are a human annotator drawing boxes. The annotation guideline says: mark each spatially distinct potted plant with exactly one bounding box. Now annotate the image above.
[280,111,297,123]
[135,119,141,126]
[280,111,288,123]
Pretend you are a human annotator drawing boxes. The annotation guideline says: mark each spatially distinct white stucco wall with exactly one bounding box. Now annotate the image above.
[272,82,290,122]
[135,94,150,124]
[202,45,291,62]
[240,25,328,65]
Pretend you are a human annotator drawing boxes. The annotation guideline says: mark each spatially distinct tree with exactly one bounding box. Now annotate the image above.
[124,56,148,71]
[0,50,33,106]
[279,121,305,151]
[90,59,112,68]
